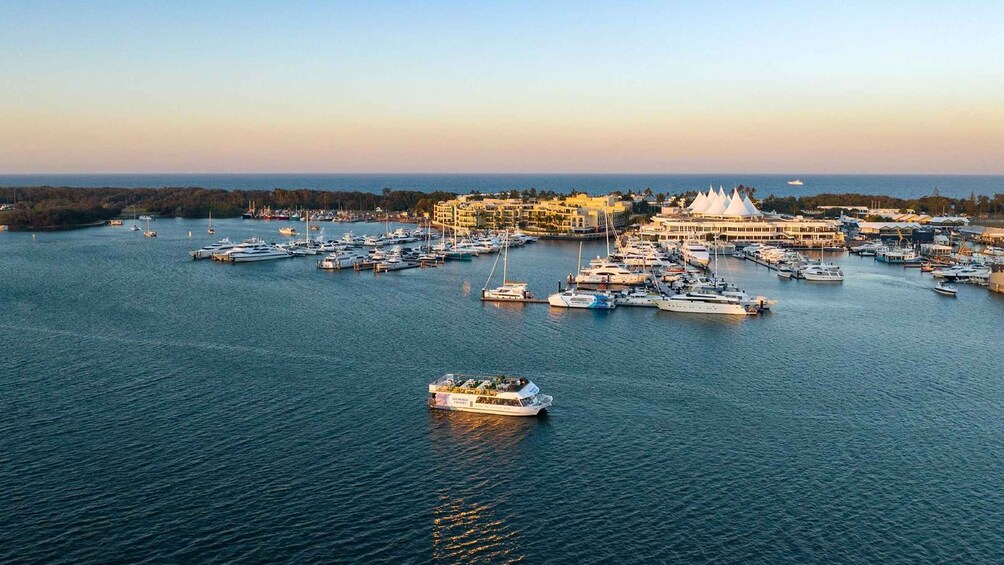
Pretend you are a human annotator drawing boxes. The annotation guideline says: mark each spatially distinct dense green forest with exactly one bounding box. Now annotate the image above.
[0,186,459,229]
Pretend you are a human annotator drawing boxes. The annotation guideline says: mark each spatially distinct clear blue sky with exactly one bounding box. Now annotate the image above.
[2,1,1002,173]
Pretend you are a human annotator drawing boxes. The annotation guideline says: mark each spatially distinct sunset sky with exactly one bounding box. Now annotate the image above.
[2,1,1002,174]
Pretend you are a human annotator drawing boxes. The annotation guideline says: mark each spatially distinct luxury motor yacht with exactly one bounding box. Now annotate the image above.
[850,241,885,256]
[652,292,754,315]
[428,373,552,416]
[190,238,235,259]
[222,242,291,263]
[317,251,366,270]
[613,289,664,307]
[573,260,651,286]
[681,242,711,267]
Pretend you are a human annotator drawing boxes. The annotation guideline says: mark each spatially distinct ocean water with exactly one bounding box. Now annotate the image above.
[1,173,1002,199]
[2,220,1004,563]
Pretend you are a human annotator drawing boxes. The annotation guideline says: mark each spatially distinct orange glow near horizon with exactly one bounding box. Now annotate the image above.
[3,103,1002,174]
[3,3,1004,174]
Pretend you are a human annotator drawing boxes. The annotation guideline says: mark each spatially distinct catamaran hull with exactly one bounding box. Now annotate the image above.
[547,295,616,309]
[429,394,552,416]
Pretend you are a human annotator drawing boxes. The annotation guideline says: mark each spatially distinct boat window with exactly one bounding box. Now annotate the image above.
[476,396,521,406]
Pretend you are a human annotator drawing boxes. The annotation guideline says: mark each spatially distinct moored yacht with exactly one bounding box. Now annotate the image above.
[574,260,651,286]
[801,264,845,281]
[876,247,918,264]
[428,373,552,416]
[219,241,291,263]
[681,242,711,267]
[481,233,534,301]
[652,292,754,315]
[483,282,534,301]
[190,238,235,259]
[547,288,616,309]
[317,250,366,270]
[614,289,664,307]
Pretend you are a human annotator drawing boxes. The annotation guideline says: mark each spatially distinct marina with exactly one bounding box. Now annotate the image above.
[5,0,1004,558]
[166,195,1004,313]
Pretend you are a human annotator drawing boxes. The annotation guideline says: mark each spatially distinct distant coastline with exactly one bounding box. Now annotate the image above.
[2,185,1002,231]
[1,173,1003,199]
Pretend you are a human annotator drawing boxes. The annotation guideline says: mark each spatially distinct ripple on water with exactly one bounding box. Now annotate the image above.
[2,221,1004,563]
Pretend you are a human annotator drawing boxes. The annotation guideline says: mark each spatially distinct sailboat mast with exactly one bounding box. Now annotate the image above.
[604,209,610,257]
[502,232,509,283]
[577,240,583,273]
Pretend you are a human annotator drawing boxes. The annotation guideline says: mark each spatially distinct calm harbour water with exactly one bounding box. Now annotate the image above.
[1,173,1002,199]
[3,219,1004,563]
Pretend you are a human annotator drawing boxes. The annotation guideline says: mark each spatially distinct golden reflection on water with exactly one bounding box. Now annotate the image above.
[428,412,542,563]
[432,495,524,563]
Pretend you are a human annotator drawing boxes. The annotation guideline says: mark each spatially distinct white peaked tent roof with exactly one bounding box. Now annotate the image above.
[742,193,761,216]
[723,189,750,216]
[704,189,729,215]
[718,186,727,200]
[688,190,709,211]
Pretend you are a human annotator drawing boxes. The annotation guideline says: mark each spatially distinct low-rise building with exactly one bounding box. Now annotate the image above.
[433,193,630,235]
[639,187,843,248]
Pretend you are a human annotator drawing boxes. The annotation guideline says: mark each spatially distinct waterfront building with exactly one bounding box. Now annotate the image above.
[523,194,630,235]
[639,187,843,248]
[433,194,630,236]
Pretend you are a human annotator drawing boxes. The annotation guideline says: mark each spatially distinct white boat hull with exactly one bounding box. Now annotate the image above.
[653,298,751,315]
[548,292,616,309]
[802,273,844,281]
[231,253,291,263]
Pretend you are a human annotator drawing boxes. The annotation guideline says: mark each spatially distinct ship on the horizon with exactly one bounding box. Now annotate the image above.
[787,179,804,186]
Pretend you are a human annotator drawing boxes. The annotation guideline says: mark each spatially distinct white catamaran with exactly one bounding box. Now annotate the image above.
[482,233,534,301]
[428,373,552,416]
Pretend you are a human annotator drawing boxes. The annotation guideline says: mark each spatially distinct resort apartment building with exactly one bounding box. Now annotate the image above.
[433,194,630,235]
[639,187,844,248]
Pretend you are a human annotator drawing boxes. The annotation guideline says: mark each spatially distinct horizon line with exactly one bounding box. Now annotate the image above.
[3,171,1004,177]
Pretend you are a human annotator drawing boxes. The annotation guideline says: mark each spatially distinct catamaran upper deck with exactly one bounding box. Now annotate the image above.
[429,373,535,397]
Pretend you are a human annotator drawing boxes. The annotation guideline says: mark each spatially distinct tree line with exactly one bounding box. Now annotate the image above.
[0,186,460,229]
[3,185,1002,230]
[756,191,1004,217]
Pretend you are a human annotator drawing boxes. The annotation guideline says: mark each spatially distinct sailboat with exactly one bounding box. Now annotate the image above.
[130,207,141,231]
[143,218,157,238]
[547,240,616,309]
[207,211,216,235]
[444,216,472,261]
[482,233,534,301]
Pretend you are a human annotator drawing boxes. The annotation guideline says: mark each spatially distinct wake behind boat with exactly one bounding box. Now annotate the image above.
[428,373,552,416]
